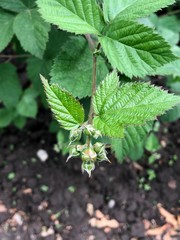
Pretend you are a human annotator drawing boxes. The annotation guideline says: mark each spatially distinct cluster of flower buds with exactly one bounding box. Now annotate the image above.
[67,124,110,177]
[67,142,110,177]
[83,124,102,139]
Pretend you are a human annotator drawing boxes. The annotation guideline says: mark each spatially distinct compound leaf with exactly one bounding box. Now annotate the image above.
[99,19,177,78]
[41,76,85,130]
[93,117,124,138]
[50,36,108,99]
[94,73,180,127]
[13,9,50,58]
[93,71,119,114]
[103,0,175,22]
[37,0,104,35]
[111,123,152,162]
[0,10,15,51]
[0,63,22,107]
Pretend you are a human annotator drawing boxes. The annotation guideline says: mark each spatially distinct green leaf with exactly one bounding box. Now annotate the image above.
[103,0,175,22]
[99,19,177,78]
[37,0,104,34]
[41,76,85,130]
[50,36,108,99]
[155,60,180,77]
[111,123,152,162]
[13,115,26,129]
[93,71,119,114]
[94,75,180,127]
[27,57,52,90]
[0,10,15,52]
[13,9,50,58]
[0,108,14,128]
[17,91,38,118]
[161,105,180,122]
[0,63,22,107]
[145,133,160,152]
[93,117,124,138]
[0,0,27,12]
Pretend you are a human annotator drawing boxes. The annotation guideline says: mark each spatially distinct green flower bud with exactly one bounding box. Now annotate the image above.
[69,128,82,143]
[84,125,102,139]
[76,144,88,152]
[66,145,80,162]
[81,160,95,177]
[93,130,102,139]
[97,149,110,163]
[93,142,105,153]
[81,148,97,162]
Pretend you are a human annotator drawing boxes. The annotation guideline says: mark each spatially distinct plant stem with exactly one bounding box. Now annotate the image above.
[88,53,97,125]
[85,34,96,51]
[0,54,30,59]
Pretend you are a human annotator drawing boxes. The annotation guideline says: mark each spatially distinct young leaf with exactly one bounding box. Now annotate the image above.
[103,0,175,22]
[93,71,119,114]
[37,0,104,35]
[99,19,177,78]
[94,74,180,127]
[41,76,85,130]
[111,123,152,162]
[0,63,22,107]
[93,117,124,138]
[0,0,27,12]
[0,10,15,52]
[50,36,108,99]
[13,9,50,58]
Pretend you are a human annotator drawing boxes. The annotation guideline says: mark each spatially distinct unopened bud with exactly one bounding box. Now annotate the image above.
[76,144,88,152]
[93,142,104,153]
[81,148,97,162]
[84,125,102,139]
[66,145,80,162]
[81,160,95,177]
[69,128,82,143]
[97,149,110,163]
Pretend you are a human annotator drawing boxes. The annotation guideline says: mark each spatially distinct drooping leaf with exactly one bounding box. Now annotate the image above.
[0,63,22,107]
[94,74,180,127]
[103,0,175,22]
[0,0,27,12]
[111,123,152,162]
[41,76,85,130]
[50,36,108,99]
[99,19,177,78]
[13,9,50,58]
[0,10,15,52]
[37,0,104,34]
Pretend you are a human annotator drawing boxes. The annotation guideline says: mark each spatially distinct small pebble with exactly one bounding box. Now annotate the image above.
[37,149,48,162]
[108,199,116,209]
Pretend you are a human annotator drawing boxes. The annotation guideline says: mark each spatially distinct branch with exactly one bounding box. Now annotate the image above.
[0,54,30,59]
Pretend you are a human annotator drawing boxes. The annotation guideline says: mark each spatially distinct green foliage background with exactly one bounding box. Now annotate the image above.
[0,0,180,162]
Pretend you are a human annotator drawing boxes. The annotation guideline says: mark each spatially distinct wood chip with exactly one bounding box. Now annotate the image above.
[86,203,94,216]
[157,204,177,227]
[146,224,169,236]
[0,202,8,213]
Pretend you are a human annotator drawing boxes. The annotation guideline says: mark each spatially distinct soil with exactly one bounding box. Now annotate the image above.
[0,109,180,240]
